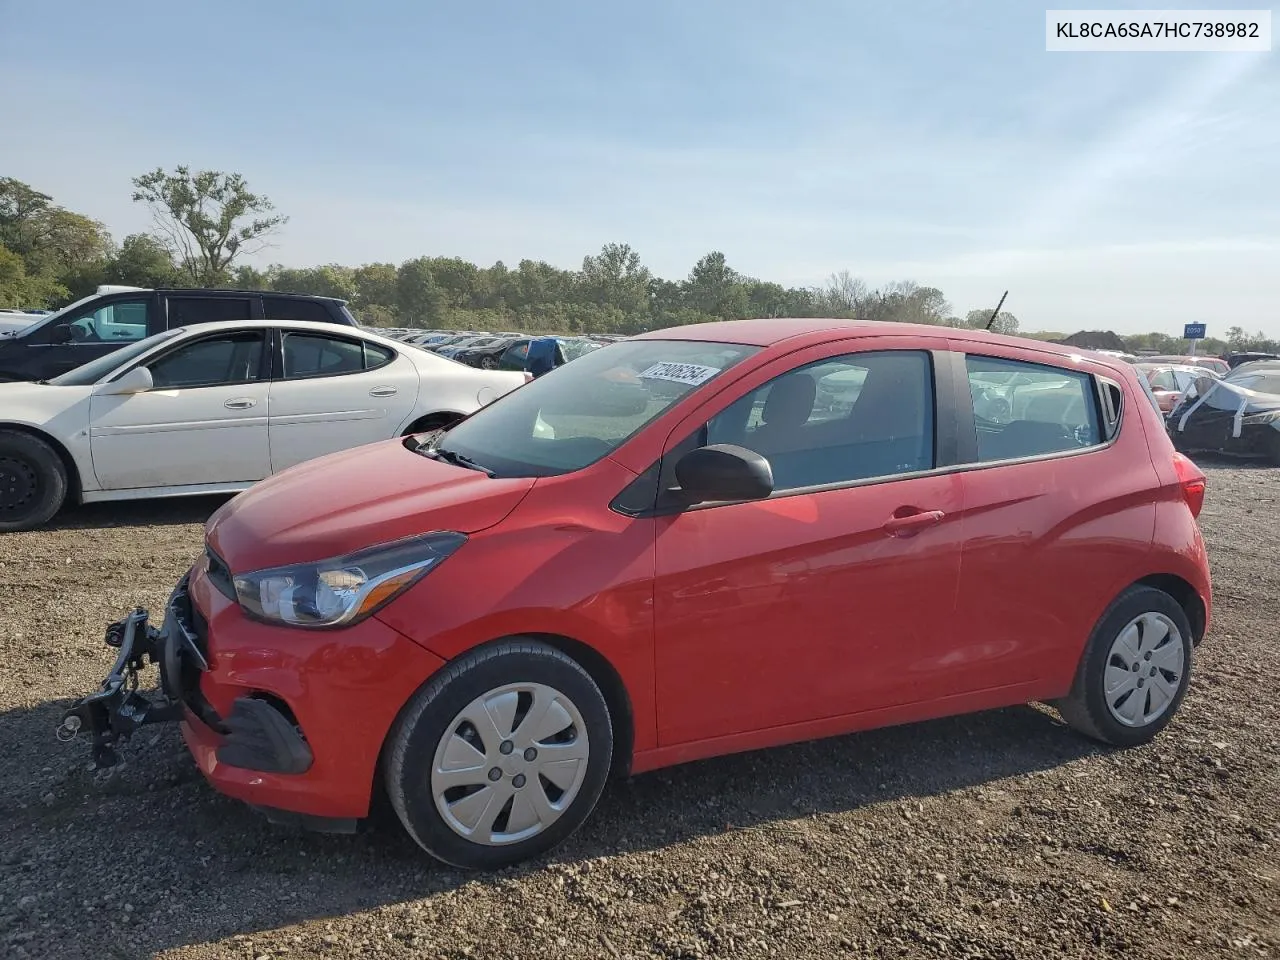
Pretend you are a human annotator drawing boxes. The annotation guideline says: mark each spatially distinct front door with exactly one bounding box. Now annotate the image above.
[267,330,419,472]
[653,339,967,746]
[89,329,271,489]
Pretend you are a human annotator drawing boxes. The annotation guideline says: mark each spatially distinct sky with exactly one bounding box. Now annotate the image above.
[2,0,1278,336]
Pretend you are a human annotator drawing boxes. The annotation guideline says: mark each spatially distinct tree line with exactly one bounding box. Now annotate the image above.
[2,170,1275,356]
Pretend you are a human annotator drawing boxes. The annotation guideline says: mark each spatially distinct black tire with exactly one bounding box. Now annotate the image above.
[1057,586,1193,747]
[402,413,462,437]
[385,639,613,869]
[480,355,498,370]
[0,429,68,532]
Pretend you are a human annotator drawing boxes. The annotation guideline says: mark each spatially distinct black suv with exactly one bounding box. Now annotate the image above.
[0,286,357,382]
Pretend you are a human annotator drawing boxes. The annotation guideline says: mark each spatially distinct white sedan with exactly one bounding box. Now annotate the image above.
[0,320,529,531]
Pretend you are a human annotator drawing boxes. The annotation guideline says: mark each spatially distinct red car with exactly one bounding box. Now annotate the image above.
[64,319,1212,869]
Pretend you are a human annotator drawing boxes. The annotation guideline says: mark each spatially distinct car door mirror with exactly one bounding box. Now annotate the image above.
[94,365,154,396]
[673,444,774,504]
[50,324,74,344]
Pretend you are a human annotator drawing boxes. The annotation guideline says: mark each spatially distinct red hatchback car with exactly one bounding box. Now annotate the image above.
[64,319,1211,869]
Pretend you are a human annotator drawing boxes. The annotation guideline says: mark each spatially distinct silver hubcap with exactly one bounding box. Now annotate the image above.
[431,682,589,845]
[1104,612,1186,727]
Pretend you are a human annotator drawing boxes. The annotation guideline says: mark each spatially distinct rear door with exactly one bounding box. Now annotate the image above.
[267,329,419,471]
[947,344,1159,694]
[89,329,271,489]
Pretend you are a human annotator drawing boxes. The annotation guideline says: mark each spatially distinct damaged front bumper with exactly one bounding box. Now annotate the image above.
[57,575,211,769]
[58,574,314,781]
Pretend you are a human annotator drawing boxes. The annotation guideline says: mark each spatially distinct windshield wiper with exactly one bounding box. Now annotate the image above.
[425,445,494,476]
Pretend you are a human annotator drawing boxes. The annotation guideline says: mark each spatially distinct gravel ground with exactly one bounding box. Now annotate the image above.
[1,463,1277,960]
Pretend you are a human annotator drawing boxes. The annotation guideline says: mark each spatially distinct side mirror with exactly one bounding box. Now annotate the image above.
[94,365,154,396]
[50,324,74,344]
[673,444,773,504]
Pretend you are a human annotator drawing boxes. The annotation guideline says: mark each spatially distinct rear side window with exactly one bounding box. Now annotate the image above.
[167,297,253,326]
[966,356,1102,462]
[281,332,392,379]
[262,297,333,324]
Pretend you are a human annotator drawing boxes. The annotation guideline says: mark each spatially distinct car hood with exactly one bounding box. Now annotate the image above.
[0,379,88,413]
[205,438,537,572]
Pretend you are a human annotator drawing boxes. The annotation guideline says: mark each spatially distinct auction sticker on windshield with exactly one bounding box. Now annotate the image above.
[639,362,721,386]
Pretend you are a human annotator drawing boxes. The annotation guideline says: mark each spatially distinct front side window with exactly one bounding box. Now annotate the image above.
[700,350,935,492]
[64,298,150,343]
[966,355,1101,462]
[434,339,759,476]
[147,332,266,389]
[48,329,183,385]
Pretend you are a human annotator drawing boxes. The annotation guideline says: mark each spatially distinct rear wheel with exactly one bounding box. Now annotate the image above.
[480,355,499,370]
[0,430,68,532]
[1057,586,1193,747]
[385,640,613,869]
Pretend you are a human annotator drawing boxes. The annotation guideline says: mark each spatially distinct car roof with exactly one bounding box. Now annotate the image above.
[150,287,347,304]
[166,318,393,344]
[630,316,1112,363]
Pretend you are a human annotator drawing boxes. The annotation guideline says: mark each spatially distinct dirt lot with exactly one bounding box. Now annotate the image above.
[1,462,1277,960]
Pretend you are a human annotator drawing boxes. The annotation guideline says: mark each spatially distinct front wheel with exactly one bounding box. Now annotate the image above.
[385,640,613,869]
[480,355,498,370]
[0,430,68,532]
[1056,586,1193,747]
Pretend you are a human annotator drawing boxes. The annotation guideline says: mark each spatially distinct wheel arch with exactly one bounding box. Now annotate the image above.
[371,632,637,814]
[0,422,84,502]
[1132,573,1207,645]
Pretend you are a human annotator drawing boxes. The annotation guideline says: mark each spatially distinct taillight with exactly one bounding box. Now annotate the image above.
[1172,452,1206,518]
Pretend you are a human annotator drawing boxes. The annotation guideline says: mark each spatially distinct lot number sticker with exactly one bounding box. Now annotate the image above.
[639,362,721,386]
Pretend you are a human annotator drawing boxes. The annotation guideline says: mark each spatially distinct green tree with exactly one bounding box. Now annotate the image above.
[132,166,287,285]
[353,263,399,311]
[106,233,182,287]
[962,307,1019,336]
[684,251,748,319]
[269,264,357,301]
[396,257,448,327]
[580,243,652,319]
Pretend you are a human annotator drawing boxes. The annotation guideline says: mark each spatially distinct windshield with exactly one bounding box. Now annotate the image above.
[47,328,183,385]
[434,339,759,476]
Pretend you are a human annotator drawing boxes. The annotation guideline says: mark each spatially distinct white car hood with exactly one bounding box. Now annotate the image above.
[0,380,92,426]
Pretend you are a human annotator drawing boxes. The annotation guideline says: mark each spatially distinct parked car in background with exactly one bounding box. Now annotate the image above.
[1135,362,1220,415]
[62,318,1210,870]
[0,286,357,383]
[1145,355,1230,376]
[0,320,528,531]
[1225,351,1280,369]
[437,335,506,359]
[1170,366,1280,464]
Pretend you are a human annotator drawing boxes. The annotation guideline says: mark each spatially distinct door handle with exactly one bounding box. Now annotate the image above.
[882,508,946,538]
[369,386,398,397]
[224,398,256,410]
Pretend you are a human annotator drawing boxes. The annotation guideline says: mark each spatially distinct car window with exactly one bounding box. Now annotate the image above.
[364,342,394,369]
[697,350,934,492]
[147,332,266,389]
[434,339,759,477]
[167,297,254,327]
[262,297,332,324]
[966,355,1102,462]
[281,332,368,378]
[64,298,150,344]
[1148,369,1177,391]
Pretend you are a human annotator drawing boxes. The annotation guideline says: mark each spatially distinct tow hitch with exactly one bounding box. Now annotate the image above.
[57,607,185,770]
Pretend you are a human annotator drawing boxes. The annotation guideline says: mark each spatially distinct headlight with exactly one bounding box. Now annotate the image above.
[1241,409,1280,425]
[232,531,467,629]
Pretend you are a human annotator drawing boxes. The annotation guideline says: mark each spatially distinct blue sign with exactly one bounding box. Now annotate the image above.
[1183,323,1206,340]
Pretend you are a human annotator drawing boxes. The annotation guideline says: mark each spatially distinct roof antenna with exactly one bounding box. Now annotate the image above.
[984,291,1009,331]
